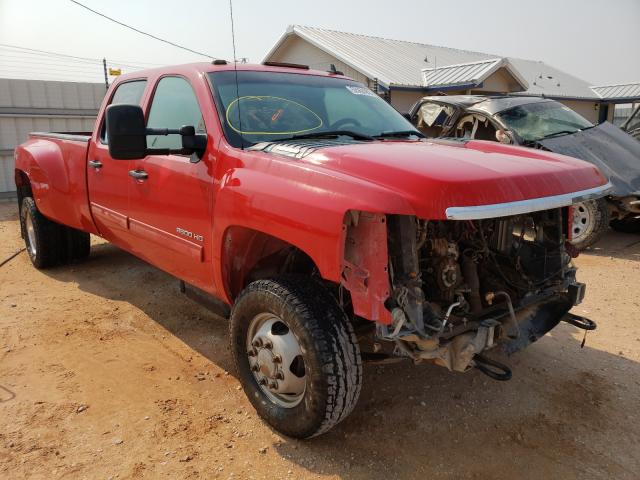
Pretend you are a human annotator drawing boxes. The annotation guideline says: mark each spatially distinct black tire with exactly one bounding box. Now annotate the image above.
[570,198,610,250]
[62,227,91,262]
[610,216,640,234]
[230,277,362,439]
[20,196,64,268]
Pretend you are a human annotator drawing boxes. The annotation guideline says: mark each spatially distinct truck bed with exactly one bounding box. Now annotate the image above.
[17,131,96,234]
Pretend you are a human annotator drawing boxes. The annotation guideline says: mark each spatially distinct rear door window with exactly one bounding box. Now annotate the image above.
[101,80,147,143]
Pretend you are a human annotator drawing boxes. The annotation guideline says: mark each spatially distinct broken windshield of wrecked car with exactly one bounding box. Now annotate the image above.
[496,101,593,143]
[208,71,419,147]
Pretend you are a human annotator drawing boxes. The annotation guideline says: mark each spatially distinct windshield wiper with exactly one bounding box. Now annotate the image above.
[539,129,580,140]
[274,130,374,142]
[374,130,425,139]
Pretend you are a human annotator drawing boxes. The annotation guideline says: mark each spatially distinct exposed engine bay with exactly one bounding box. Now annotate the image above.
[373,208,588,376]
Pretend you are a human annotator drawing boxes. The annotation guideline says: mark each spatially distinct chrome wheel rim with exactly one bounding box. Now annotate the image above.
[25,210,37,257]
[572,202,592,243]
[246,313,306,408]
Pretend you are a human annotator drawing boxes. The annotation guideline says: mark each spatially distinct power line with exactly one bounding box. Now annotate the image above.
[0,43,100,63]
[0,65,103,77]
[0,44,164,68]
[0,56,113,71]
[0,57,148,78]
[69,0,216,59]
[0,53,97,66]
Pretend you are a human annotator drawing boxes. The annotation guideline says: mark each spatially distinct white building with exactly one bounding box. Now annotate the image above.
[264,25,640,124]
[0,78,105,198]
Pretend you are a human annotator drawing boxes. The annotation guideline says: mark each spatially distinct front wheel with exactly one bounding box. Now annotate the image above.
[230,277,362,439]
[570,198,610,250]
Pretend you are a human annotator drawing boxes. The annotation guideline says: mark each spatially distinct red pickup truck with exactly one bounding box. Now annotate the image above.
[14,62,609,438]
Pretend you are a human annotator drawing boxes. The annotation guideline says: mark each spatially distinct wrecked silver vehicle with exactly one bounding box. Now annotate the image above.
[409,96,640,248]
[621,104,640,141]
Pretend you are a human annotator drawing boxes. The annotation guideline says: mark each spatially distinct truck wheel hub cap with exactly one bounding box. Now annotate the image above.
[25,211,36,256]
[247,313,306,408]
[572,202,592,242]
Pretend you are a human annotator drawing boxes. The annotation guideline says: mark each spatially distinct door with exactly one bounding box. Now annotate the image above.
[87,79,147,245]
[127,76,214,289]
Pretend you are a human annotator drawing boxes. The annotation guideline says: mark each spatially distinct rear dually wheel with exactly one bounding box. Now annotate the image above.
[20,197,91,268]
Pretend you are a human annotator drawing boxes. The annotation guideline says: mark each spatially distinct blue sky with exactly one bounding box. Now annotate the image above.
[1,0,638,85]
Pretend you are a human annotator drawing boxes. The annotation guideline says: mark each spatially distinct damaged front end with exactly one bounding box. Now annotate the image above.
[341,207,593,378]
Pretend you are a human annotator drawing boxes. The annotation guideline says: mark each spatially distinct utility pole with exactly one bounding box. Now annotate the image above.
[102,58,108,91]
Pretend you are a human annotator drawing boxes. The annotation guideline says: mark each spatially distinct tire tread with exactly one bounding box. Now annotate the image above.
[230,277,362,438]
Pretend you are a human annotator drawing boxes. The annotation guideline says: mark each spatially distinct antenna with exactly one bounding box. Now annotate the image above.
[229,0,244,150]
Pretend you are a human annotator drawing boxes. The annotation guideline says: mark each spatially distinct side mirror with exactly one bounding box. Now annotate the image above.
[105,104,208,161]
[106,104,147,160]
[179,126,208,163]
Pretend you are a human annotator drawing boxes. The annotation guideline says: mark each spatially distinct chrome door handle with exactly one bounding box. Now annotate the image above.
[88,159,103,169]
[128,169,148,180]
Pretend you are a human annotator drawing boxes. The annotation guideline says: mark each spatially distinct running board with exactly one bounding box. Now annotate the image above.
[179,280,230,318]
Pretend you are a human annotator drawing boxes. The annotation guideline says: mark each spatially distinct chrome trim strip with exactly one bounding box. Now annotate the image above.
[445,182,612,220]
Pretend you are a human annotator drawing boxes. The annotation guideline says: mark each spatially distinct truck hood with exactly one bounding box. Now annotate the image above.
[536,122,640,197]
[295,139,608,219]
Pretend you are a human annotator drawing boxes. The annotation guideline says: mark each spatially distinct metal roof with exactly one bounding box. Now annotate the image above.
[264,25,493,88]
[421,58,528,91]
[265,26,600,99]
[508,58,600,99]
[591,82,640,101]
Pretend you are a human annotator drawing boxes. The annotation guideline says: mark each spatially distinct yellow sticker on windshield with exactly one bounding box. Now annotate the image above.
[225,96,323,135]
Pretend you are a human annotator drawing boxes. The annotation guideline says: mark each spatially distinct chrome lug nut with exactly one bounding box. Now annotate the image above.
[272,354,282,364]
[275,371,285,380]
[258,378,268,386]
[263,340,273,350]
[268,380,278,389]
[247,348,257,357]
[251,363,260,372]
[252,338,263,348]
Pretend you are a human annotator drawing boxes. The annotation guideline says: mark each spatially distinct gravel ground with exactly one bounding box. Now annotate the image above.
[1,200,639,479]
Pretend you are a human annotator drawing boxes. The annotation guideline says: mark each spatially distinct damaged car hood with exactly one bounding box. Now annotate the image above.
[537,122,640,196]
[297,139,608,219]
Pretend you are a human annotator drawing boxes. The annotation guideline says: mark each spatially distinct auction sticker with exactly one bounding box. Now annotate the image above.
[346,85,377,97]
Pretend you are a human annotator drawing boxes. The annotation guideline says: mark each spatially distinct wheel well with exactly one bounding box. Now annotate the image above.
[15,170,32,206]
[222,226,319,301]
[14,170,32,238]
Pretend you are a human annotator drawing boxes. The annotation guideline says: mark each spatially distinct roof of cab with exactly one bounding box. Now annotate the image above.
[115,62,351,83]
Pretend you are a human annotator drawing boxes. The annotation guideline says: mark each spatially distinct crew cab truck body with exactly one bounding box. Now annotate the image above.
[15,62,609,438]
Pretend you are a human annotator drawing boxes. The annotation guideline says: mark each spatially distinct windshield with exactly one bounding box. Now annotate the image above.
[208,71,418,147]
[496,101,593,143]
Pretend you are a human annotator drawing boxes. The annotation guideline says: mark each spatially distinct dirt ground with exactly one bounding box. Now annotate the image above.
[0,200,639,480]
